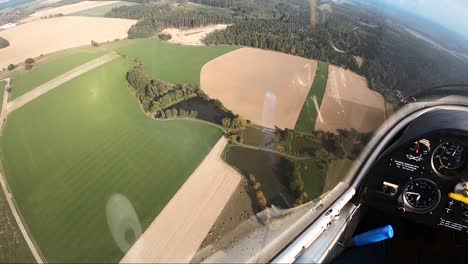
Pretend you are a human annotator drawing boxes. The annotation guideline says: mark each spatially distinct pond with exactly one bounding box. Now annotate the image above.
[224,146,295,209]
[171,97,233,125]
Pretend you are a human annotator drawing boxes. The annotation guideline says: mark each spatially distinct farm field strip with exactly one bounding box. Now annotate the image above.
[25,1,121,20]
[294,62,329,134]
[0,78,10,133]
[315,65,386,133]
[0,16,136,66]
[201,47,317,129]
[121,137,241,263]
[7,53,119,113]
[5,46,108,100]
[69,1,139,17]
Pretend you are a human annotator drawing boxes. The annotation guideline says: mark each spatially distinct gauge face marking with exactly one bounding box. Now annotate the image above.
[432,142,465,177]
[402,178,440,213]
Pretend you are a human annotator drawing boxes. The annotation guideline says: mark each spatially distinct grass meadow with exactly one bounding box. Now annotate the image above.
[103,38,239,84]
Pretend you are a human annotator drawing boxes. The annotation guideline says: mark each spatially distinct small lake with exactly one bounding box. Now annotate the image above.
[171,97,233,125]
[225,146,295,209]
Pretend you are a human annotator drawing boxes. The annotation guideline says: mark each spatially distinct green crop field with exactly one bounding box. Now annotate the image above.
[103,38,239,84]
[69,1,139,17]
[7,46,108,100]
[294,62,329,134]
[298,160,325,200]
[0,58,222,262]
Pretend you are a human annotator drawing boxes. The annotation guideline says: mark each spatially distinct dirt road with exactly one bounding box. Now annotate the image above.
[7,52,119,113]
[0,167,43,263]
[121,137,242,263]
[0,78,10,133]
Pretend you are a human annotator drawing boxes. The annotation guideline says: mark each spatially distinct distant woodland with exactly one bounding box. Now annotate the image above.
[107,0,468,102]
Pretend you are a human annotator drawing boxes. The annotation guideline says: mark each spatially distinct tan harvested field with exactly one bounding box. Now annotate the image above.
[201,47,317,129]
[161,24,229,46]
[0,16,135,66]
[315,65,386,133]
[121,137,242,263]
[22,1,120,22]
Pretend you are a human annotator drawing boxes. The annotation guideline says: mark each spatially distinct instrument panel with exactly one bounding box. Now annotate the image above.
[361,132,468,234]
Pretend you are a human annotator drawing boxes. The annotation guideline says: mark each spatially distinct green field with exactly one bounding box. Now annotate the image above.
[0,182,35,263]
[7,46,108,100]
[0,58,222,262]
[323,159,353,193]
[0,80,4,105]
[294,62,329,133]
[69,1,139,17]
[299,160,325,199]
[103,38,239,84]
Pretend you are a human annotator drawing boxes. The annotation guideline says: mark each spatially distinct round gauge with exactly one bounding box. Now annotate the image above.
[432,142,465,177]
[403,178,441,213]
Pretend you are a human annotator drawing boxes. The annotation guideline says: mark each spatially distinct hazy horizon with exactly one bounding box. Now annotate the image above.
[370,0,468,39]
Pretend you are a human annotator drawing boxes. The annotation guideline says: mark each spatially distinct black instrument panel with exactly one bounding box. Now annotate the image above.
[361,132,468,234]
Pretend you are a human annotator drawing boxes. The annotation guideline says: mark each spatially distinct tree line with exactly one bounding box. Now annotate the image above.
[126,65,233,123]
[127,66,199,114]
[106,3,238,38]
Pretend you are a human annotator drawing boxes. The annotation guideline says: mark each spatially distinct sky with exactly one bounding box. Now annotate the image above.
[373,0,468,38]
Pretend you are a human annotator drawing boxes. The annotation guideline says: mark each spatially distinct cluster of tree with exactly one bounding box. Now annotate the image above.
[221,115,247,130]
[24,57,35,70]
[249,174,268,210]
[105,3,238,38]
[158,33,171,41]
[40,13,63,19]
[7,64,15,71]
[289,162,310,207]
[127,66,199,114]
[91,40,99,47]
[0,37,9,49]
[158,108,198,119]
[274,128,371,164]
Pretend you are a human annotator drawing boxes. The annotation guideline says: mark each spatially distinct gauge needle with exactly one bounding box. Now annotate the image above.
[406,192,421,201]
[452,146,460,156]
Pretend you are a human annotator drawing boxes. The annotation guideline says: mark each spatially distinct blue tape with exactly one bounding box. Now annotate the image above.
[352,225,394,247]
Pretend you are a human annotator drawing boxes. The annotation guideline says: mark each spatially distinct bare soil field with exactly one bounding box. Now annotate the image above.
[21,1,120,22]
[315,65,386,133]
[0,16,135,66]
[120,137,242,263]
[161,24,229,46]
[201,47,317,129]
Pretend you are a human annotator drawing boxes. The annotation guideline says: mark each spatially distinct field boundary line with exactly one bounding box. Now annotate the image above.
[0,78,10,134]
[0,161,45,263]
[7,52,119,113]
